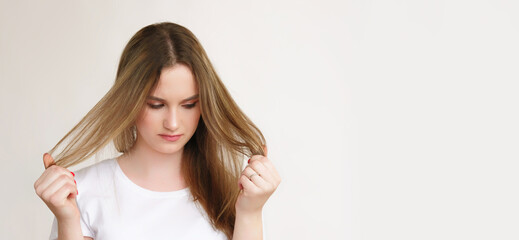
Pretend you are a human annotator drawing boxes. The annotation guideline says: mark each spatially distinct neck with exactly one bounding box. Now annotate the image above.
[117,137,186,191]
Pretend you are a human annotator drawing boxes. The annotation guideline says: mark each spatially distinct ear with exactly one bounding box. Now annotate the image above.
[43,153,55,169]
[262,145,268,157]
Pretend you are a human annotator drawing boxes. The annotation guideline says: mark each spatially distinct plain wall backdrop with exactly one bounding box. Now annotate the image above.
[1,0,518,240]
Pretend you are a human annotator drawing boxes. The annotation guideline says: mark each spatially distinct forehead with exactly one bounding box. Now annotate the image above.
[149,63,198,100]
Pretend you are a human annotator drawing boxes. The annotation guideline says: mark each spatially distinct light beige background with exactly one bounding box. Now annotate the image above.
[1,0,518,240]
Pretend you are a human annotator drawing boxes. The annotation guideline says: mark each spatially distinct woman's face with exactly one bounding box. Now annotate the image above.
[134,63,201,155]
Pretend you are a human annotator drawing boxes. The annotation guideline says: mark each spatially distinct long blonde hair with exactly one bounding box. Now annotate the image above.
[48,22,266,238]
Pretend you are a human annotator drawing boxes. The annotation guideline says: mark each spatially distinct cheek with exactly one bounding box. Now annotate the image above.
[136,110,158,132]
[186,109,201,129]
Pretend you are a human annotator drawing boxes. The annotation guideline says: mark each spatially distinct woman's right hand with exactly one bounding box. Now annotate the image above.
[34,153,79,221]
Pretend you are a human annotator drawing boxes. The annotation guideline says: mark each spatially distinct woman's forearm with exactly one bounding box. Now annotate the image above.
[232,210,263,240]
[57,215,84,240]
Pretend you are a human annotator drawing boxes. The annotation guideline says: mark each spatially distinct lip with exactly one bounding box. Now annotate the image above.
[159,134,183,142]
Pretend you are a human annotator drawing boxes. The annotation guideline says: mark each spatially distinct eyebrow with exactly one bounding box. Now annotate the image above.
[147,94,199,103]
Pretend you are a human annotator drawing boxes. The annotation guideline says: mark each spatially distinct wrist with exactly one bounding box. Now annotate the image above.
[56,212,80,223]
[235,204,264,216]
[236,209,262,221]
[233,209,263,240]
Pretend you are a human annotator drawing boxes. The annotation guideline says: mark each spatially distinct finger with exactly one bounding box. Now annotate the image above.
[242,166,269,189]
[35,153,54,188]
[43,153,55,169]
[34,167,51,190]
[36,167,74,197]
[49,182,78,207]
[250,155,281,183]
[263,160,281,182]
[249,154,264,162]
[41,174,76,200]
[239,174,259,193]
[248,160,276,185]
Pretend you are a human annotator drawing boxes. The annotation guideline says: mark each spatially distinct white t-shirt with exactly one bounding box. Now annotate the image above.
[49,158,227,240]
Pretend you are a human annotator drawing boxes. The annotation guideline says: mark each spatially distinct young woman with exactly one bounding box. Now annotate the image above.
[33,22,281,240]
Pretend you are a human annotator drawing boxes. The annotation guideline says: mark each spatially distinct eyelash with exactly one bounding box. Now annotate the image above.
[183,103,197,109]
[147,102,197,109]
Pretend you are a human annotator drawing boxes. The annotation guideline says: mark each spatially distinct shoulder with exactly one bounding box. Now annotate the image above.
[74,158,117,195]
[74,158,116,180]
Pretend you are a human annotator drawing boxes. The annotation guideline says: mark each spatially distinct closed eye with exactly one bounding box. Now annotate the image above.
[183,102,198,109]
[148,103,164,109]
[148,102,197,109]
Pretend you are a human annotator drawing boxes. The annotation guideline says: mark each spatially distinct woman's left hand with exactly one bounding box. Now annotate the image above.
[236,146,281,214]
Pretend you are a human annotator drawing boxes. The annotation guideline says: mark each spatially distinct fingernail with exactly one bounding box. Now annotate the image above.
[248,159,250,164]
[71,171,75,177]
[77,190,79,195]
[74,179,76,184]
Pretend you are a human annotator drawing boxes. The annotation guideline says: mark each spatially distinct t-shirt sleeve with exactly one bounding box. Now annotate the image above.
[48,214,94,240]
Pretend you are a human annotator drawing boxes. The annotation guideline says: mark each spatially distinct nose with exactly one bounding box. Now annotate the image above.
[163,108,179,131]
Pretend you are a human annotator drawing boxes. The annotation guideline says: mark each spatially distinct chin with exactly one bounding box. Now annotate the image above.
[155,145,184,155]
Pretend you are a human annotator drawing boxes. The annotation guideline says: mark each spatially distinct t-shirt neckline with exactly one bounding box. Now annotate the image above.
[113,158,190,198]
